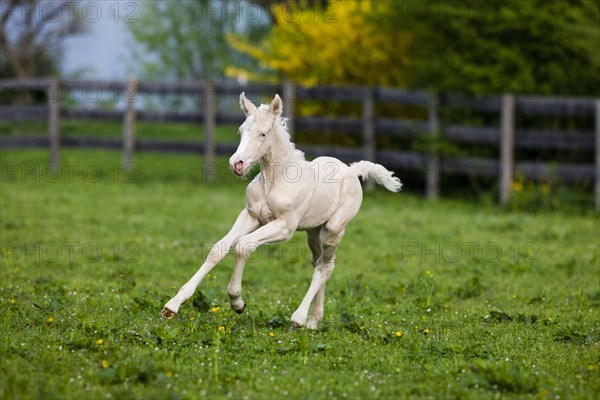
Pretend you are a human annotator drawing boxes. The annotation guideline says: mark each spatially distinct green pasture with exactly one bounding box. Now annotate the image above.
[0,149,598,399]
[0,120,240,143]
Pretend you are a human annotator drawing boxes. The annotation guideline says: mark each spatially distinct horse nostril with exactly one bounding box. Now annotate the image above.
[233,160,244,175]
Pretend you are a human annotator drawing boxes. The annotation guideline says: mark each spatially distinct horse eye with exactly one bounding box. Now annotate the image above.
[260,132,267,138]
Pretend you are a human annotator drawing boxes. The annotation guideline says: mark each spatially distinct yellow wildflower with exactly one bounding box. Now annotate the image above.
[100,360,109,368]
[395,331,403,338]
[210,306,220,313]
[268,332,275,337]
[218,325,226,332]
[96,339,103,345]
[9,299,16,304]
[47,316,54,322]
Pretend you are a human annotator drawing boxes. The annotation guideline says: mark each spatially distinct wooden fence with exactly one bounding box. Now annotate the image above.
[1,78,599,210]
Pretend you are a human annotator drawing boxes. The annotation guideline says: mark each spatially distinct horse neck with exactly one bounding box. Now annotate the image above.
[260,123,300,190]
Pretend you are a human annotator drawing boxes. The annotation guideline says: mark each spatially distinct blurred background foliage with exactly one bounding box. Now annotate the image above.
[127,0,270,81]
[388,0,600,96]
[226,0,599,96]
[228,1,410,86]
[3,0,598,95]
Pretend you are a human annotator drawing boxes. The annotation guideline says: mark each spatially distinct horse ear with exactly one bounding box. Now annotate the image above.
[239,92,256,116]
[269,94,283,117]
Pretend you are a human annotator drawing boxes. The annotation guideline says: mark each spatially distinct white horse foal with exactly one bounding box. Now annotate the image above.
[162,93,402,328]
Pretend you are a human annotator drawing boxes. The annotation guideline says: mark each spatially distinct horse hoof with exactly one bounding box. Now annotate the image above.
[306,321,319,330]
[162,308,176,319]
[290,322,303,331]
[234,304,246,314]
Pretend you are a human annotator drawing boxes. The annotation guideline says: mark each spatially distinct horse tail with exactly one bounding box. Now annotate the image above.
[348,161,402,192]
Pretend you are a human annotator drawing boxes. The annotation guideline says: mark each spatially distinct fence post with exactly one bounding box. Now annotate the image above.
[499,94,516,205]
[595,99,600,212]
[203,82,216,179]
[47,78,60,167]
[362,87,376,162]
[362,87,376,190]
[426,92,440,199]
[283,80,296,140]
[122,78,137,170]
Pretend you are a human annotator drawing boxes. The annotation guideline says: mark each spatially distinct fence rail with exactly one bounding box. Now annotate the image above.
[1,78,598,209]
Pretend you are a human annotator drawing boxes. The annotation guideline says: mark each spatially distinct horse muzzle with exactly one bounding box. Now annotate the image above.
[230,157,249,176]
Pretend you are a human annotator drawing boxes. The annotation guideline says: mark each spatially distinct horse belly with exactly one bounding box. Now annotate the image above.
[297,183,340,230]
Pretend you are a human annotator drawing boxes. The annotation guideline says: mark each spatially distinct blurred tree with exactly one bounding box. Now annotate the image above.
[228,0,411,86]
[0,0,81,79]
[250,0,328,22]
[383,0,600,96]
[232,0,599,96]
[127,0,270,81]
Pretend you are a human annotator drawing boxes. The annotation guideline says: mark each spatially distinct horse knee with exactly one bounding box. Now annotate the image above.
[206,242,227,264]
[323,226,345,245]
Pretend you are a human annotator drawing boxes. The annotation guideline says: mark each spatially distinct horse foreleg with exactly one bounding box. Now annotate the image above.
[227,219,295,313]
[162,209,259,318]
[227,253,247,314]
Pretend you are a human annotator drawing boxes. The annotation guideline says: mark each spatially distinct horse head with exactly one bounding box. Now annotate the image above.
[229,93,283,176]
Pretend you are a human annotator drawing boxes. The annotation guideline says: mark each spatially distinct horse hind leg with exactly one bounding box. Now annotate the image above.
[306,286,325,329]
[306,226,323,268]
[291,225,345,328]
[295,189,362,328]
[306,227,325,329]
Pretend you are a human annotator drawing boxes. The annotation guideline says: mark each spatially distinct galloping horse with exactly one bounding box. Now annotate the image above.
[162,93,402,328]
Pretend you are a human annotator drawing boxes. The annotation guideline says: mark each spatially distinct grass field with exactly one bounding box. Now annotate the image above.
[0,120,240,143]
[1,149,599,399]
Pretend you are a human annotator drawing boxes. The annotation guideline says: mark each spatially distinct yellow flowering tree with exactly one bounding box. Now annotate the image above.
[228,1,411,86]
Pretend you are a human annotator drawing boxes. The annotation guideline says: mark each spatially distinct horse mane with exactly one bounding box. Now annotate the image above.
[259,104,305,160]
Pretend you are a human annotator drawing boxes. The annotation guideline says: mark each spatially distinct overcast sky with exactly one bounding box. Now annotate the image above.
[60,1,138,80]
